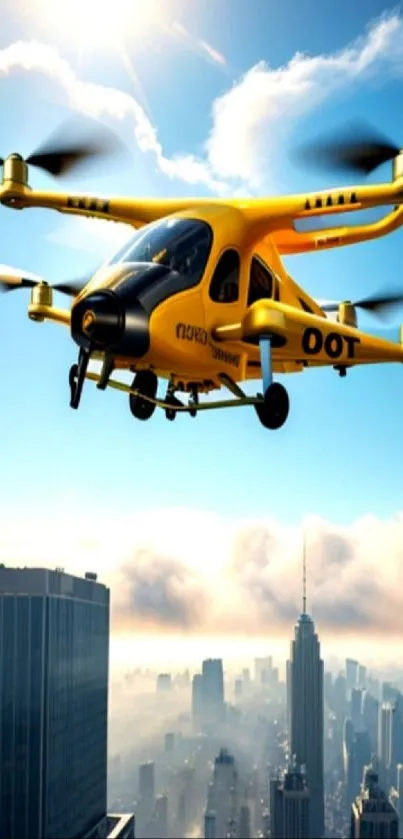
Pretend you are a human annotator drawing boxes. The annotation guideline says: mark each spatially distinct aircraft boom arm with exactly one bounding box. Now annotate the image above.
[2,177,403,239]
[0,185,204,228]
[272,205,403,255]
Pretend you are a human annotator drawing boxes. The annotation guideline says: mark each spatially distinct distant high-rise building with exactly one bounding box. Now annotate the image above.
[358,665,367,688]
[202,659,225,719]
[270,764,310,839]
[164,732,175,753]
[235,678,243,698]
[191,673,203,723]
[351,689,364,731]
[396,764,403,838]
[334,672,348,715]
[345,730,372,810]
[255,656,273,684]
[139,762,155,802]
[152,794,168,839]
[288,548,324,839]
[206,749,238,838]
[368,678,381,701]
[379,703,395,786]
[0,566,109,839]
[346,659,359,693]
[350,765,399,838]
[204,811,216,839]
[363,691,380,755]
[239,804,251,839]
[137,762,155,839]
[157,673,172,692]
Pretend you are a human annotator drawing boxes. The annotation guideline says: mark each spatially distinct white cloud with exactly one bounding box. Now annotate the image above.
[2,508,403,646]
[206,13,403,185]
[0,40,229,195]
[2,11,403,205]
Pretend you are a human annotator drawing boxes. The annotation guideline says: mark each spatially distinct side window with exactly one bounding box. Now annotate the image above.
[248,256,274,306]
[209,249,240,303]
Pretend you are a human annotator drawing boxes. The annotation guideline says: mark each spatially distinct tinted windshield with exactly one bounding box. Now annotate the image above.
[108,217,213,288]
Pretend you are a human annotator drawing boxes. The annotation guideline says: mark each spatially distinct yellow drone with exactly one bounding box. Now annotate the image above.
[1,119,403,430]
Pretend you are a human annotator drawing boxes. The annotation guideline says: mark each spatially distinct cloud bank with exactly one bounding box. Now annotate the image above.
[2,509,403,641]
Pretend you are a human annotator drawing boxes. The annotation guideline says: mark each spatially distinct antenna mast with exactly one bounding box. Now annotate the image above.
[302,530,307,614]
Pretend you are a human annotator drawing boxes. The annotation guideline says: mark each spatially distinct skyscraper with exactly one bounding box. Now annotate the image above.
[287,540,324,838]
[270,764,310,839]
[205,749,238,838]
[396,764,403,839]
[346,660,359,694]
[139,762,155,802]
[191,673,203,724]
[350,765,399,838]
[137,762,155,839]
[202,659,225,720]
[379,702,395,788]
[0,566,110,839]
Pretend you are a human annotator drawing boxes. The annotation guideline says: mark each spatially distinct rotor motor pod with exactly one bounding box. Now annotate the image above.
[337,302,357,328]
[28,282,53,322]
[2,153,29,189]
[393,152,403,181]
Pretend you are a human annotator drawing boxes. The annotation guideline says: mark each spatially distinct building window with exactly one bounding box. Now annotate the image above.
[209,249,240,303]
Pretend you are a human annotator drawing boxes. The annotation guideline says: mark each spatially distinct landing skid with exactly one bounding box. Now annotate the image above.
[85,370,262,413]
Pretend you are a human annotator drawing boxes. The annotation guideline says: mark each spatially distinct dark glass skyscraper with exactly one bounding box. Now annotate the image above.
[288,608,324,838]
[202,658,224,720]
[0,566,110,839]
[270,764,310,839]
[350,765,399,838]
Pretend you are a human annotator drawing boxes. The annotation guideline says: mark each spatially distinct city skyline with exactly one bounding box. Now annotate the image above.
[3,562,403,838]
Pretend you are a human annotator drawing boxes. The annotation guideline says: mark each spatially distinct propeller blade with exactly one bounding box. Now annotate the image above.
[25,117,128,177]
[294,121,401,176]
[0,265,44,293]
[319,290,403,321]
[0,266,92,297]
[52,278,90,297]
[354,291,403,317]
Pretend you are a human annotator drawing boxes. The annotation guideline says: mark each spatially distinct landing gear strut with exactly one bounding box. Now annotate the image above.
[69,347,91,410]
[189,387,198,418]
[255,335,290,430]
[165,383,183,421]
[129,370,158,420]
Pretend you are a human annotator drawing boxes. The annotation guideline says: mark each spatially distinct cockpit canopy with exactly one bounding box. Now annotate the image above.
[107,216,213,290]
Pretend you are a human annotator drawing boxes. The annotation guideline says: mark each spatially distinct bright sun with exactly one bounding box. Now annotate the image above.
[34,0,160,52]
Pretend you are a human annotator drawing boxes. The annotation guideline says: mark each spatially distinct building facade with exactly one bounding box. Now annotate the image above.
[0,566,110,839]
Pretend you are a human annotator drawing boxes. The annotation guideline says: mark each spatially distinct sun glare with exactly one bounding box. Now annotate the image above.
[34,0,161,52]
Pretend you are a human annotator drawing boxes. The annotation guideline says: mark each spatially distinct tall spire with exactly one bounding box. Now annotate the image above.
[302,529,307,614]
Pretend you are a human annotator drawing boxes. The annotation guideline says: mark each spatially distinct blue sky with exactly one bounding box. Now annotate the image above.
[0,1,402,531]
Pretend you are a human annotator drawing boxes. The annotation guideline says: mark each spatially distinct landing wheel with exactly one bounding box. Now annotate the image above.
[129,370,158,421]
[255,382,289,430]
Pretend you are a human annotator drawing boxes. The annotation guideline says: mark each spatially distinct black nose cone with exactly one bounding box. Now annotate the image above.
[71,288,150,358]
[80,292,122,344]
[71,291,122,349]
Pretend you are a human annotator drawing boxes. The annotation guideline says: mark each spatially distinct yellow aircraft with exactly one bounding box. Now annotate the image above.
[2,119,403,430]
